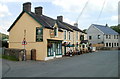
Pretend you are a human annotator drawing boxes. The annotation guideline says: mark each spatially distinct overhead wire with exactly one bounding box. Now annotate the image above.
[76,0,89,23]
[96,0,106,23]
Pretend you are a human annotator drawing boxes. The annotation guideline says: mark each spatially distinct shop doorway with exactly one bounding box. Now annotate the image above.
[47,40,62,57]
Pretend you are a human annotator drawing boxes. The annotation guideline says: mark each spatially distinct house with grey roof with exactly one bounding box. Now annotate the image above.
[7,2,86,60]
[87,24,119,48]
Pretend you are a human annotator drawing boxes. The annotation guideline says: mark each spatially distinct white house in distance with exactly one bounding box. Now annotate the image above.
[87,24,119,48]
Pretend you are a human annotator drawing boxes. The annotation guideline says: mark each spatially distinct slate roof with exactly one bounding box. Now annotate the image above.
[92,24,118,35]
[60,21,83,32]
[8,10,84,32]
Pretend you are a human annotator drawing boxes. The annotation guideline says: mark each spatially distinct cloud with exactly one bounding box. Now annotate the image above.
[0,3,11,17]
[0,0,52,3]
[0,0,119,34]
[52,0,119,13]
[51,0,119,29]
[0,26,9,34]
[111,15,118,22]
[52,0,88,13]
[0,20,12,34]
[63,17,75,25]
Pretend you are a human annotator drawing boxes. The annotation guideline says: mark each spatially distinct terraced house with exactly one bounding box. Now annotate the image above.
[8,2,86,61]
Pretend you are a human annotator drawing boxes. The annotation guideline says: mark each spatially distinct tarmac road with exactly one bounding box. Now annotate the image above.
[2,50,118,77]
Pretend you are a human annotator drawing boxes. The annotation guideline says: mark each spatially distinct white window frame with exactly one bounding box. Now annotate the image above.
[76,31,78,40]
[109,35,111,39]
[106,35,108,39]
[64,30,67,40]
[98,35,100,39]
[68,31,71,40]
[54,27,58,37]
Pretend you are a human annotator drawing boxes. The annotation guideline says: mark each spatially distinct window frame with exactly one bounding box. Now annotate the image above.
[109,35,111,39]
[89,36,92,40]
[106,35,108,39]
[106,43,108,47]
[117,35,119,39]
[114,35,116,39]
[109,43,111,47]
[98,35,100,39]
[54,27,58,37]
[68,31,71,40]
[64,30,67,40]
[76,31,78,40]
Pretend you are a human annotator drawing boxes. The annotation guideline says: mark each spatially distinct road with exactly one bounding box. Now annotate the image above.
[2,50,118,77]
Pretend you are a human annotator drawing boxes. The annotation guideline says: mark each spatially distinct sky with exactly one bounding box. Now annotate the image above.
[0,0,119,34]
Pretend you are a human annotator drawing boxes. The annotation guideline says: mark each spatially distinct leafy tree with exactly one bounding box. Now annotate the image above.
[110,25,120,34]
[83,29,87,33]
[0,33,9,48]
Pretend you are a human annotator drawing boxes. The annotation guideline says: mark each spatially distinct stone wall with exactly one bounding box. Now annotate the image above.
[4,48,26,61]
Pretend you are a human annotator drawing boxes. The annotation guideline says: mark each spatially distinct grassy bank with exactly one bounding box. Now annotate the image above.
[0,54,18,61]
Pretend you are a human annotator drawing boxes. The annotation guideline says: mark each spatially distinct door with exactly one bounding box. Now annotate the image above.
[53,43,56,57]
[112,43,114,47]
[47,40,62,57]
[31,49,36,60]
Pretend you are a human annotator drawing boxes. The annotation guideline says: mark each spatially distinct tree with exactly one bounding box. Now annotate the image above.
[0,33,9,48]
[83,29,87,33]
[110,25,120,34]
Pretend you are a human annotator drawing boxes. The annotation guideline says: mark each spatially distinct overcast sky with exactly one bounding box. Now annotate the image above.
[0,0,119,34]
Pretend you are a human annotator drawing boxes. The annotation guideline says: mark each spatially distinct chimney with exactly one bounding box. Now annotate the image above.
[74,23,78,27]
[23,2,31,12]
[105,24,108,27]
[57,16,63,22]
[35,7,43,16]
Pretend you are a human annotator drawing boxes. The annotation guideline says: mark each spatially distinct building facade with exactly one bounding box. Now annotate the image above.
[8,2,86,61]
[87,24,119,48]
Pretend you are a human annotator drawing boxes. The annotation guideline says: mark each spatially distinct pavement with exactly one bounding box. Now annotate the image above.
[2,50,119,77]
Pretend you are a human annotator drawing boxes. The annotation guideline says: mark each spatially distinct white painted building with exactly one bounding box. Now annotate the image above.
[87,24,119,48]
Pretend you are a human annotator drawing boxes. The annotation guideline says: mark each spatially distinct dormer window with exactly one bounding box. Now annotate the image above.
[53,23,58,37]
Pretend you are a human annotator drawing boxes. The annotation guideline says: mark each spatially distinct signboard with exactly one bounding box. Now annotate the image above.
[50,30,55,38]
[36,27,43,42]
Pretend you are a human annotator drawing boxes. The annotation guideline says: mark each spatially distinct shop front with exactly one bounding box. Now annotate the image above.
[47,40,62,58]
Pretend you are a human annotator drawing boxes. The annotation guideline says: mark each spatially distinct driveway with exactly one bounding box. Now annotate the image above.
[2,50,118,77]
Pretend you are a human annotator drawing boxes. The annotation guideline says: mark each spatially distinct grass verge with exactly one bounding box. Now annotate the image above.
[0,54,18,61]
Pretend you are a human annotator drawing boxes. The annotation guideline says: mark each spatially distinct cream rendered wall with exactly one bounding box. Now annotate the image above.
[73,31,81,45]
[9,12,47,60]
[9,12,64,60]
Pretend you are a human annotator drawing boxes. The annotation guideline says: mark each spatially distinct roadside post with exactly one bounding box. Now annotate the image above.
[22,30,27,61]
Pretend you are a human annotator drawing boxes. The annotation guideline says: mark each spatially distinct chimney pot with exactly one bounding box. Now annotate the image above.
[57,16,63,22]
[105,24,108,27]
[74,23,78,27]
[23,2,31,12]
[35,7,43,16]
